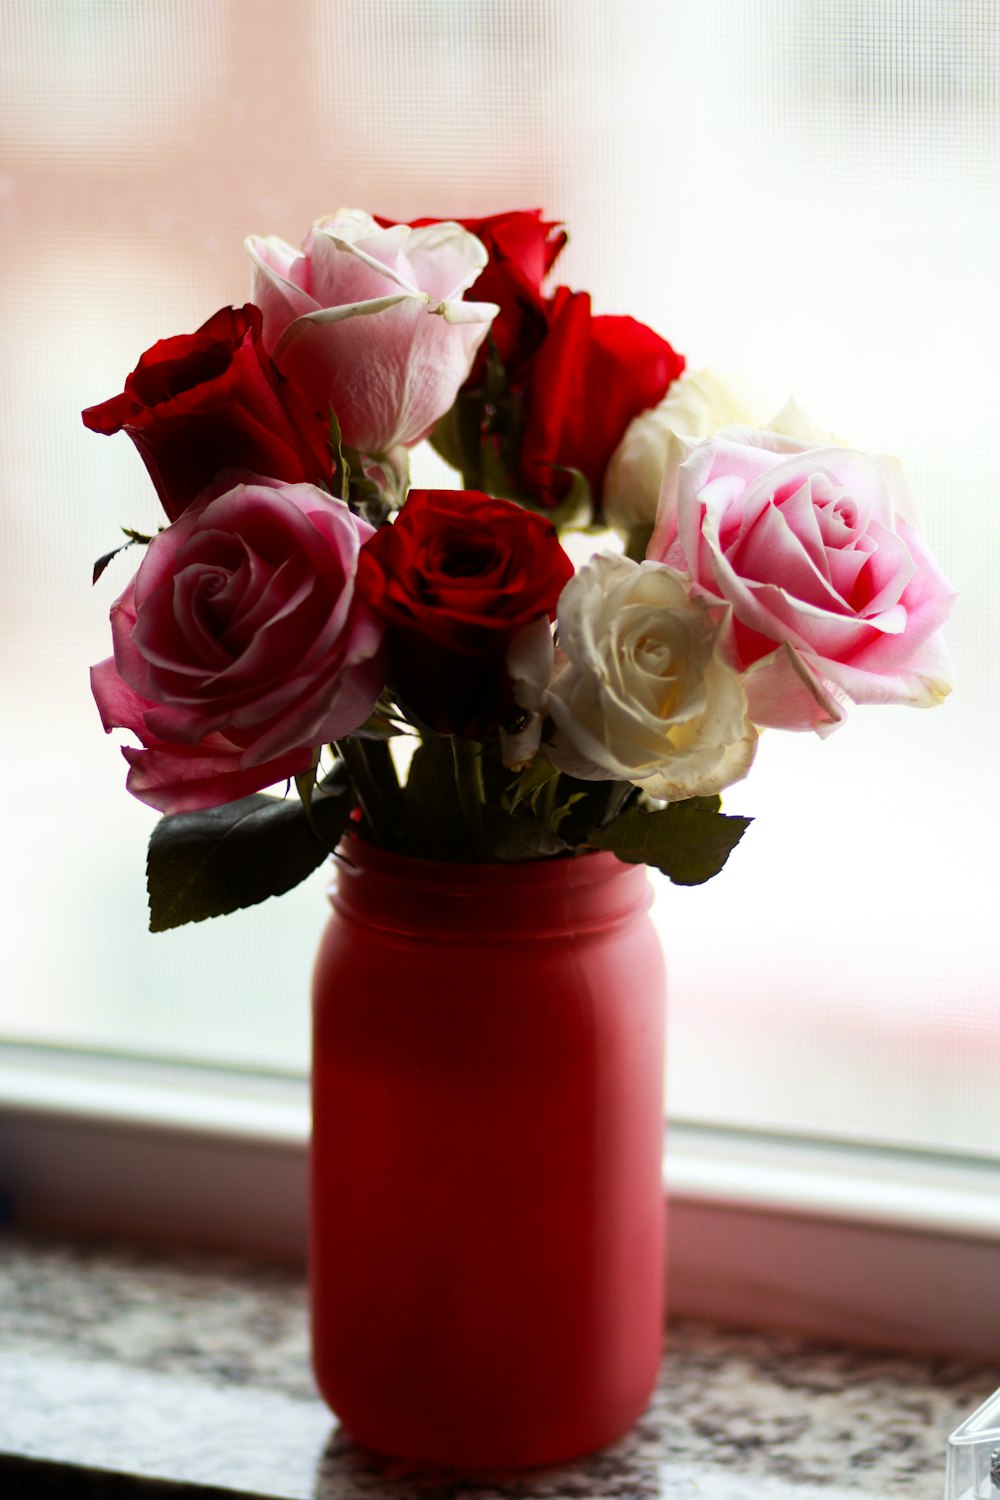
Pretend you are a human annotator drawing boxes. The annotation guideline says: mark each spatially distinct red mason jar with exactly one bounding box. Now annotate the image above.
[310,839,666,1468]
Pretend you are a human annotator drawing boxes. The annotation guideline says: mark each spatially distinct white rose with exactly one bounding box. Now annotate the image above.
[541,553,757,801]
[603,368,772,537]
[500,617,556,771]
[766,397,845,449]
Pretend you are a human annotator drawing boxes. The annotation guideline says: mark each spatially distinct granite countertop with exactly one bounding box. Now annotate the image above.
[0,1231,994,1500]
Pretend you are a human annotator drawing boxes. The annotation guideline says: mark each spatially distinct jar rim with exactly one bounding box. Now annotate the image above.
[327,835,652,939]
[334,834,624,888]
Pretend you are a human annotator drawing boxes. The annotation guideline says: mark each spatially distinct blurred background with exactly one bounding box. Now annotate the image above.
[1,0,997,1159]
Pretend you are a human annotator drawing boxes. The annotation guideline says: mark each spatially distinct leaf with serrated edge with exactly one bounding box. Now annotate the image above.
[147,784,352,932]
[92,528,155,586]
[92,545,127,585]
[590,803,751,886]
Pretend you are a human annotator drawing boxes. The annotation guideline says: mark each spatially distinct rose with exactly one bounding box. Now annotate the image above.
[517,287,686,509]
[356,489,574,736]
[367,211,684,518]
[378,209,567,385]
[82,305,331,523]
[456,209,567,382]
[603,369,773,539]
[246,210,498,455]
[525,553,756,800]
[91,671,318,815]
[92,477,385,813]
[603,371,848,542]
[647,430,956,732]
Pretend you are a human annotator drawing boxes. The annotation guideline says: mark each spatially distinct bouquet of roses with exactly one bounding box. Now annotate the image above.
[84,209,955,932]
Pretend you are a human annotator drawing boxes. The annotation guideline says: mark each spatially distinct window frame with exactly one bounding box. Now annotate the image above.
[2,1041,997,1361]
[3,0,997,1363]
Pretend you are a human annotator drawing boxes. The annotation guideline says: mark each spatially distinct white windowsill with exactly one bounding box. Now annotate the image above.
[0,1043,309,1147]
[1,1042,998,1361]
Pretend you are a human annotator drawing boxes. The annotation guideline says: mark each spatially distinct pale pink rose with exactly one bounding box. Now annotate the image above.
[603,370,846,541]
[648,429,956,734]
[92,477,385,813]
[246,210,498,455]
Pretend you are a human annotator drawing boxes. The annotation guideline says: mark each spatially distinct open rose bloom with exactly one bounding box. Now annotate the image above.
[537,554,757,800]
[648,429,956,734]
[92,478,385,814]
[83,206,956,919]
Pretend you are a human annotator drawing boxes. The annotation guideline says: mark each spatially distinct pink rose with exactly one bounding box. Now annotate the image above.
[648,430,956,733]
[246,210,498,454]
[92,477,385,813]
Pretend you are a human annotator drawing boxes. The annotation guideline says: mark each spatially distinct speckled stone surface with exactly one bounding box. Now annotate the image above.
[0,1231,994,1498]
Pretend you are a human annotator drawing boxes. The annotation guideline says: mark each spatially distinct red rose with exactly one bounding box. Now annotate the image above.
[518,287,686,509]
[82,305,331,522]
[377,209,566,384]
[356,489,574,736]
[454,210,567,383]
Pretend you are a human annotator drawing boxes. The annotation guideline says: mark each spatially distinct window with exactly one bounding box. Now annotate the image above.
[2,1,998,1336]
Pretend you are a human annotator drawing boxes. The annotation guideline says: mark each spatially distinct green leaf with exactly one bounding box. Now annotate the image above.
[545,466,592,530]
[535,775,637,848]
[92,527,157,585]
[676,793,724,815]
[403,736,466,856]
[478,426,525,501]
[480,805,569,862]
[431,390,489,490]
[547,791,586,834]
[624,522,654,562]
[428,403,468,476]
[350,700,407,740]
[329,408,349,499]
[147,780,353,932]
[595,780,642,830]
[93,544,127,586]
[506,756,561,813]
[589,800,751,886]
[294,767,317,817]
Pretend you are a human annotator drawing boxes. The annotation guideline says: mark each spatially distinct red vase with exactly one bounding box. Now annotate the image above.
[310,838,667,1468]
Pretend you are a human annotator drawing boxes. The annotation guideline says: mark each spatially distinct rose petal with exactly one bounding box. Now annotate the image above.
[307,219,419,304]
[122,737,314,814]
[402,220,490,301]
[739,642,851,735]
[274,297,491,453]
[245,236,319,331]
[822,626,954,708]
[545,554,756,797]
[248,211,496,454]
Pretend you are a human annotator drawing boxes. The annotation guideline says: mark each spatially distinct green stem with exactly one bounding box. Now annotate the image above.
[334,739,397,847]
[364,739,405,827]
[451,736,488,858]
